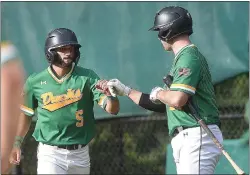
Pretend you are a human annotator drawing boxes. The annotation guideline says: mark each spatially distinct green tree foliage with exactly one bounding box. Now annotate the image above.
[214,73,249,108]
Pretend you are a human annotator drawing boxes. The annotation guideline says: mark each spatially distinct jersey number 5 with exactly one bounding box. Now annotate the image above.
[76,109,84,127]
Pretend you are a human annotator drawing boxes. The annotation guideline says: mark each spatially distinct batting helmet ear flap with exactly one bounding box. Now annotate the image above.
[74,47,81,66]
[45,49,57,64]
[158,28,171,41]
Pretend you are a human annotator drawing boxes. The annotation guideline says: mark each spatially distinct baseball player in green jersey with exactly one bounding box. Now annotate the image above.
[107,6,223,174]
[1,41,25,173]
[9,28,120,174]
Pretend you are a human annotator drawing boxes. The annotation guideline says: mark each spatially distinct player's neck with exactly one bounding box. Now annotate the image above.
[172,36,192,56]
[51,64,72,79]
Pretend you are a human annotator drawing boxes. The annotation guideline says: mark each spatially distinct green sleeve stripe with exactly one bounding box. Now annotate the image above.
[170,84,195,94]
[170,87,195,95]
[21,110,34,117]
[20,105,34,116]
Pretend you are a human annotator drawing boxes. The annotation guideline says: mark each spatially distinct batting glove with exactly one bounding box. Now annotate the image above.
[150,87,164,104]
[107,79,132,97]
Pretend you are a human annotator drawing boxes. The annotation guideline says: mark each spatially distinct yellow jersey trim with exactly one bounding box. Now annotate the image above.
[20,105,34,115]
[170,84,196,94]
[47,64,75,84]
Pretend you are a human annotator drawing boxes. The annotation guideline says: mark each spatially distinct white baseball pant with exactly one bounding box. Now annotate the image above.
[171,124,223,174]
[37,143,90,174]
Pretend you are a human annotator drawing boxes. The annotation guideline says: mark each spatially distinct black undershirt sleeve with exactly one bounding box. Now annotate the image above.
[138,93,166,113]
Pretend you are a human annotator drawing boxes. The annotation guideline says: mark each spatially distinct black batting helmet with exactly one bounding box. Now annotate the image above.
[149,6,193,42]
[44,28,82,65]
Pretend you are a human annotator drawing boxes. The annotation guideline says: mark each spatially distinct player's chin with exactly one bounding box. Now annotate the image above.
[163,46,171,51]
[62,60,73,67]
[64,59,73,63]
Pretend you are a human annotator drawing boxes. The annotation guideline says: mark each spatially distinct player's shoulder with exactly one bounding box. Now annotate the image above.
[25,68,48,84]
[176,45,202,65]
[179,45,199,58]
[74,66,99,78]
[1,41,19,65]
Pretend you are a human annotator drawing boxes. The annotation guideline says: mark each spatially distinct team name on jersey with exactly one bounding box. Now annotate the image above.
[41,89,82,111]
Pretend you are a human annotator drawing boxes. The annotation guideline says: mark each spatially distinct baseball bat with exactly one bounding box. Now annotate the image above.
[163,75,245,175]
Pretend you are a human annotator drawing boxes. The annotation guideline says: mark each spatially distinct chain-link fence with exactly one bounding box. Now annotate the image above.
[13,73,249,174]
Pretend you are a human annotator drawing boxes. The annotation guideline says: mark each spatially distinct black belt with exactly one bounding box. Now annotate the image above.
[56,144,87,150]
[172,126,188,137]
[172,124,220,137]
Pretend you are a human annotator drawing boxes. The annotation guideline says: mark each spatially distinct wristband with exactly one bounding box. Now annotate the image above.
[13,136,24,148]
[124,86,132,96]
[102,96,118,110]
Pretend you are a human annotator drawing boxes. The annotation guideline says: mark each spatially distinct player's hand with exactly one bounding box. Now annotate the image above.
[150,87,164,104]
[107,79,131,97]
[9,147,21,165]
[95,80,112,96]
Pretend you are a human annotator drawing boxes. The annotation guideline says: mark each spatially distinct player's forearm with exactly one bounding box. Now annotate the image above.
[128,89,166,113]
[156,90,188,109]
[105,97,120,115]
[127,89,143,104]
[16,113,32,139]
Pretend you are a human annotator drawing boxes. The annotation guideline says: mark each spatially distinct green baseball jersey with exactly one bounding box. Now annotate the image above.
[21,65,107,145]
[167,44,220,136]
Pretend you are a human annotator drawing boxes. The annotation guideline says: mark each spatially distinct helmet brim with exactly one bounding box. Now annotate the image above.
[49,42,81,50]
[148,26,159,31]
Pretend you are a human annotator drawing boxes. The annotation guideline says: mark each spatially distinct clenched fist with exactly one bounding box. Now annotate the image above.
[9,147,21,165]
[107,79,131,97]
[149,87,164,104]
[95,79,112,96]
